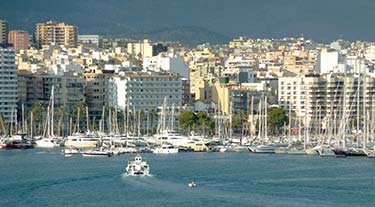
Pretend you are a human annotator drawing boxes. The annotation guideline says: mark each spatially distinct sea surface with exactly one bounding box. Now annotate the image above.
[0,149,374,207]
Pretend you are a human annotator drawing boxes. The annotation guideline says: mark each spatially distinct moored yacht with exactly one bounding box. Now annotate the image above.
[363,148,375,158]
[153,144,179,154]
[35,138,55,148]
[305,146,319,155]
[250,143,288,154]
[1,134,33,149]
[287,147,306,155]
[154,130,191,147]
[317,146,335,157]
[64,133,99,148]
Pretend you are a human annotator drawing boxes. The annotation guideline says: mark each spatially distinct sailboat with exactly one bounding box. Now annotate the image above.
[35,86,57,148]
[153,97,191,147]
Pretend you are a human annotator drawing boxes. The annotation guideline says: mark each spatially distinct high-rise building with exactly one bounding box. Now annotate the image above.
[278,74,375,133]
[8,30,29,52]
[36,21,78,49]
[84,67,112,124]
[0,20,9,44]
[0,45,17,124]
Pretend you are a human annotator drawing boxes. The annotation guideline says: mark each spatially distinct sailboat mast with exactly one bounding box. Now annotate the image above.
[264,96,268,142]
[304,111,307,150]
[171,104,175,131]
[146,112,150,136]
[288,101,292,141]
[77,107,80,133]
[108,108,112,134]
[30,112,33,138]
[250,96,254,138]
[342,75,346,148]
[138,110,141,137]
[86,106,90,133]
[51,86,54,137]
[101,106,105,133]
[362,65,367,149]
[229,96,233,141]
[258,98,262,141]
[10,107,13,136]
[356,72,360,147]
[22,104,25,133]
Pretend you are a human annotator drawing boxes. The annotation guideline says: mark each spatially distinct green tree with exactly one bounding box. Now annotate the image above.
[69,101,87,132]
[232,115,243,132]
[196,111,215,136]
[267,107,288,135]
[178,111,198,133]
[31,101,45,135]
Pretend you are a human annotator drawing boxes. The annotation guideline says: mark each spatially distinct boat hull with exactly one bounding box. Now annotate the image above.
[35,139,55,148]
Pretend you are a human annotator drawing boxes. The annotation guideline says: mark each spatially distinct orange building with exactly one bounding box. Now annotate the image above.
[36,21,77,49]
[8,30,29,52]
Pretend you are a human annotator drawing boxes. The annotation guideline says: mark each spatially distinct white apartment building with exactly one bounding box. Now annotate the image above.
[0,46,17,124]
[279,74,375,132]
[109,71,183,111]
[316,49,339,73]
[224,56,255,75]
[78,35,102,47]
[143,53,189,79]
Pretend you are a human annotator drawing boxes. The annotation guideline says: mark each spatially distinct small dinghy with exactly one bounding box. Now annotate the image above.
[187,181,197,188]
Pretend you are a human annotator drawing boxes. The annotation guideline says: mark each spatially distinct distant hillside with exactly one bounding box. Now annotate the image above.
[2,0,375,43]
[137,26,229,45]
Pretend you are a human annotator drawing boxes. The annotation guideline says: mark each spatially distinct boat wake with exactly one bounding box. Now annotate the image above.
[0,172,119,194]
[121,173,155,178]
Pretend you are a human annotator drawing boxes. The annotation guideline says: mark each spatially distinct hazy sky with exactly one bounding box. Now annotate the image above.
[0,0,374,42]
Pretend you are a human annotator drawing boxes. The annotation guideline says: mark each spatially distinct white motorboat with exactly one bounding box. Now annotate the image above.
[253,144,276,153]
[305,147,319,155]
[274,147,288,154]
[363,148,375,158]
[82,148,113,157]
[125,155,150,176]
[188,181,197,188]
[64,148,81,156]
[317,146,335,157]
[35,138,55,148]
[287,148,306,155]
[153,144,179,154]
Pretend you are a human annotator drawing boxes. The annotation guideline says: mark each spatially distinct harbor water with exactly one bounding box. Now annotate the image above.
[0,149,374,207]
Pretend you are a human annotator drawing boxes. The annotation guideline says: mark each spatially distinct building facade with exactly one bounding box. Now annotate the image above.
[109,71,182,111]
[84,68,112,122]
[127,39,153,60]
[278,74,375,133]
[78,35,102,48]
[0,20,8,44]
[143,53,189,79]
[0,46,17,124]
[8,30,29,52]
[36,21,78,49]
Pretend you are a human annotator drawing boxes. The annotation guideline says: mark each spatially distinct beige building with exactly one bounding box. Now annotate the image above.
[212,79,266,115]
[36,21,78,49]
[8,30,29,52]
[127,39,153,60]
[0,20,8,44]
